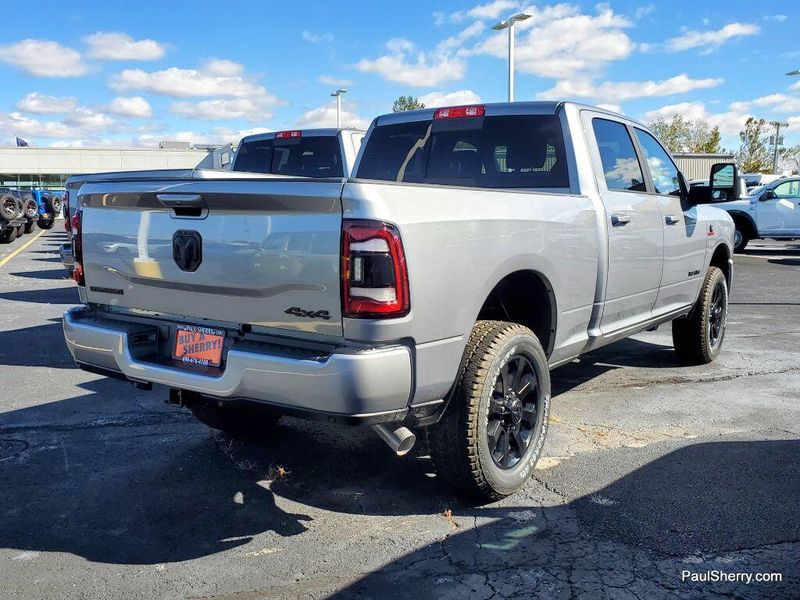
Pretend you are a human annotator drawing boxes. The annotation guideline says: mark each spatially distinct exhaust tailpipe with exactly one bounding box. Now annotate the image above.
[373,424,416,456]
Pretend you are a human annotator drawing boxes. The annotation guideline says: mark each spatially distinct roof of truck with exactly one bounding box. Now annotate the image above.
[239,128,365,144]
[372,101,642,128]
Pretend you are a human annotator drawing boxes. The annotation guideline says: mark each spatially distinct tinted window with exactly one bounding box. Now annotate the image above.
[634,128,681,196]
[592,119,645,192]
[773,180,800,198]
[233,137,344,177]
[233,140,274,173]
[356,115,569,189]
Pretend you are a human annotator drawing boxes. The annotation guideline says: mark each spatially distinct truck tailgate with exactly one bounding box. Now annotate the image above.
[79,177,344,337]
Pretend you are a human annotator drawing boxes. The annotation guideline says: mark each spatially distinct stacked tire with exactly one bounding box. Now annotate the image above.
[0,192,24,243]
[37,192,61,230]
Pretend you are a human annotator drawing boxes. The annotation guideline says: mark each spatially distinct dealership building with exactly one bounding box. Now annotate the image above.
[0,143,232,190]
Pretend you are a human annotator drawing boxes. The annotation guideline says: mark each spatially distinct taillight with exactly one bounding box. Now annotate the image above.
[342,220,409,318]
[71,211,84,285]
[433,105,486,119]
[275,130,302,139]
[63,190,71,232]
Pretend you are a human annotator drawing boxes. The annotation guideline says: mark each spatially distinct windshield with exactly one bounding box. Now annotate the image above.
[748,185,766,196]
[233,136,344,177]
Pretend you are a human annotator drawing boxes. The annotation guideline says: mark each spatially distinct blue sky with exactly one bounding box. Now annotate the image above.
[0,0,797,149]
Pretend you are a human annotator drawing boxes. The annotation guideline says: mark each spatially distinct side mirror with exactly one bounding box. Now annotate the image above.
[761,189,776,201]
[710,163,737,202]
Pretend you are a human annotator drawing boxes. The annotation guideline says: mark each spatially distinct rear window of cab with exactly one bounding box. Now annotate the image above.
[233,136,344,177]
[355,115,569,190]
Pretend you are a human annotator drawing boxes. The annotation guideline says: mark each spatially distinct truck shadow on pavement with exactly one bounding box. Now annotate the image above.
[0,285,79,305]
[1,378,797,598]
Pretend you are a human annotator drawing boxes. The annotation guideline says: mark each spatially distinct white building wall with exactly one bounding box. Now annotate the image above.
[0,147,214,175]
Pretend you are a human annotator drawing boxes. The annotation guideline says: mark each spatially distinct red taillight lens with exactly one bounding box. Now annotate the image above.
[433,105,485,120]
[275,130,302,139]
[71,210,84,285]
[342,220,409,318]
[63,190,71,232]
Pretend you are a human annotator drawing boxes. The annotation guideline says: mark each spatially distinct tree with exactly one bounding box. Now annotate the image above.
[778,145,800,174]
[736,117,771,173]
[647,115,722,154]
[392,95,425,112]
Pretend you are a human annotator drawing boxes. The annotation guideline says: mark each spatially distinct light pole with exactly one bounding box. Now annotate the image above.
[331,89,347,128]
[770,120,789,174]
[492,13,531,102]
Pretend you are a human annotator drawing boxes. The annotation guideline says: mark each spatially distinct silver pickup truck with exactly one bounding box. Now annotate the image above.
[62,102,734,501]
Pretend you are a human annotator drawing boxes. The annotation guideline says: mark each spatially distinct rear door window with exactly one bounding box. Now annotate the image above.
[591,118,646,192]
[356,115,569,189]
[233,140,274,173]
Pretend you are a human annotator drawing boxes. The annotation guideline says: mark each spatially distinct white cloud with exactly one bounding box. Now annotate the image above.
[202,58,244,77]
[0,39,87,77]
[466,0,519,20]
[665,23,760,53]
[437,21,485,52]
[433,11,446,26]
[302,30,333,44]
[357,38,466,87]
[643,102,749,136]
[64,107,116,132]
[171,97,276,123]
[16,92,77,114]
[418,89,481,108]
[109,64,278,100]
[764,15,788,22]
[85,31,166,61]
[106,96,152,118]
[730,93,800,114]
[317,75,353,87]
[538,74,723,103]
[468,5,634,78]
[294,104,370,130]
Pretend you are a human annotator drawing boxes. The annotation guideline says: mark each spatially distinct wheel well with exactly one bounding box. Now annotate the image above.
[477,270,556,356]
[710,244,732,290]
[729,212,757,238]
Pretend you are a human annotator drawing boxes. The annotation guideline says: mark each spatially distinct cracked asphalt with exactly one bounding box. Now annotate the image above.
[0,230,798,600]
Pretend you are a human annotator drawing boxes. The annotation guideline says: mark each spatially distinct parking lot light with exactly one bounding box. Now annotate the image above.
[492,13,532,102]
[331,89,347,128]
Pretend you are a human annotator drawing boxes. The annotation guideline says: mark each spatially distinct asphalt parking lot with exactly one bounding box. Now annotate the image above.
[0,229,798,600]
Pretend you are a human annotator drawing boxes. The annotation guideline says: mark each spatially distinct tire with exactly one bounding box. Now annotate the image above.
[47,195,62,215]
[426,320,550,502]
[23,197,38,220]
[0,193,17,221]
[0,226,17,243]
[672,266,728,365]
[189,401,282,438]
[733,225,749,253]
[23,221,36,234]
[37,217,55,230]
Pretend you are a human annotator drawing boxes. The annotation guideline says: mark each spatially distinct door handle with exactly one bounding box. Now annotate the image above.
[610,214,631,226]
[665,215,680,225]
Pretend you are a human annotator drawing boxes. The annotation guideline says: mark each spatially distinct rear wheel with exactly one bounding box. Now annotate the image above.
[189,401,282,438]
[426,320,550,502]
[733,225,749,253]
[672,266,728,364]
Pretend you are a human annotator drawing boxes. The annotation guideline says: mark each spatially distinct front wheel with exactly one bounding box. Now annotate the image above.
[672,266,728,364]
[426,321,550,502]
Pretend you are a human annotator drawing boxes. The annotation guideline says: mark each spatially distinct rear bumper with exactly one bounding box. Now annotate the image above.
[63,307,413,421]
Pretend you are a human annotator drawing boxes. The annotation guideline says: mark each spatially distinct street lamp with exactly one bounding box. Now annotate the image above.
[770,120,789,175]
[785,70,800,76]
[492,13,532,102]
[330,89,347,128]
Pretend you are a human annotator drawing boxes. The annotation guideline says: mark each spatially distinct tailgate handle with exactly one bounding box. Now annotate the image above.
[156,194,206,208]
